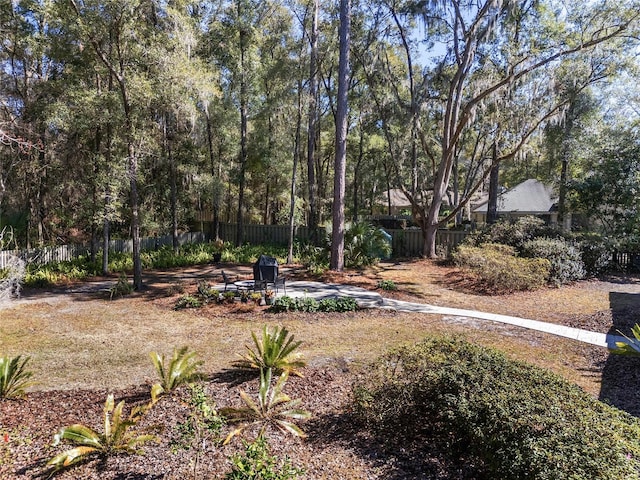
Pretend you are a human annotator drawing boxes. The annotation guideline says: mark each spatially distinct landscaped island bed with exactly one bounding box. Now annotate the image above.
[2,260,640,478]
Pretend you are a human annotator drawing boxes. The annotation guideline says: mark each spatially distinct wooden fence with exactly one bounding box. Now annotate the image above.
[0,232,206,269]
[0,225,470,269]
[215,223,469,257]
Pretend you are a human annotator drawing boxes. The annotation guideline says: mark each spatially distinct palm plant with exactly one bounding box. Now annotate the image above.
[233,325,306,377]
[612,323,640,355]
[0,355,33,399]
[46,394,156,476]
[150,346,203,402]
[220,368,310,444]
[343,222,392,267]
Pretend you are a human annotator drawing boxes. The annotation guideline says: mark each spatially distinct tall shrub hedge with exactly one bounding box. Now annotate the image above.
[353,337,640,480]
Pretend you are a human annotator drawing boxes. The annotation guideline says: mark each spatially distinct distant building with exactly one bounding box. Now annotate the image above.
[472,179,567,227]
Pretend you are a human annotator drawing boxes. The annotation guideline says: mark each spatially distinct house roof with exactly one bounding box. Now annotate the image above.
[473,179,556,213]
[377,189,431,207]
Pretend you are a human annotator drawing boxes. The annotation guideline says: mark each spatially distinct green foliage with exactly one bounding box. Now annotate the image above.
[464,216,558,251]
[612,323,640,356]
[376,279,397,291]
[0,355,34,399]
[522,237,585,285]
[452,244,550,292]
[174,294,203,310]
[149,346,203,402]
[197,280,217,302]
[109,272,133,300]
[314,296,359,312]
[342,222,392,267]
[574,232,614,276]
[233,326,306,377]
[24,256,100,287]
[293,241,329,271]
[353,336,640,480]
[220,369,311,445]
[46,394,157,476]
[225,434,303,480]
[570,130,640,236]
[267,296,359,313]
[171,383,225,479]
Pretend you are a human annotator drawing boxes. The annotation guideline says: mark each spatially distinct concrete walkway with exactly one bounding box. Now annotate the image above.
[229,279,627,350]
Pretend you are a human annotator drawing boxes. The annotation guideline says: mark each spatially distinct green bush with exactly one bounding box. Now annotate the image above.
[293,241,329,271]
[225,434,303,480]
[522,237,585,285]
[575,233,613,276]
[268,296,359,313]
[174,295,203,310]
[343,222,392,267]
[452,243,550,292]
[464,216,558,250]
[353,336,640,480]
[376,279,397,291]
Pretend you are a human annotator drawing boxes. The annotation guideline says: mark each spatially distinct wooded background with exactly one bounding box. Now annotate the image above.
[2,1,640,259]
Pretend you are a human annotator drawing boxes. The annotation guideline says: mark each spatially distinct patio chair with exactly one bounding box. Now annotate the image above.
[274,275,286,295]
[221,270,236,291]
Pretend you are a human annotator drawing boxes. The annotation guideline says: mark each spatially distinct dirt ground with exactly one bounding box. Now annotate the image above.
[2,259,640,479]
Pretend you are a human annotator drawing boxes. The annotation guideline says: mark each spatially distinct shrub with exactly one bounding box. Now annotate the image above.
[293,241,329,271]
[109,272,133,299]
[149,346,203,401]
[376,279,397,291]
[316,296,359,312]
[452,244,550,292]
[174,294,203,310]
[225,434,304,480]
[0,355,33,399]
[0,254,25,301]
[46,394,157,476]
[268,296,359,313]
[220,368,311,444]
[575,233,613,276]
[522,237,586,285]
[353,336,640,480]
[171,384,225,478]
[197,280,217,302]
[233,325,306,377]
[342,222,392,267]
[464,215,558,250]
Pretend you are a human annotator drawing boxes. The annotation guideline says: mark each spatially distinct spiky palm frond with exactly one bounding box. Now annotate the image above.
[150,346,203,401]
[46,394,157,476]
[613,323,640,356]
[233,326,306,377]
[0,355,33,399]
[220,368,310,444]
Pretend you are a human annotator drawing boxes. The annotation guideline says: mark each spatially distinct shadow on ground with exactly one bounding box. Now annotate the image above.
[599,292,640,416]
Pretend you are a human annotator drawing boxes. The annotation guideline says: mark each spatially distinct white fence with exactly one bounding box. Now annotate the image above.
[0,232,206,269]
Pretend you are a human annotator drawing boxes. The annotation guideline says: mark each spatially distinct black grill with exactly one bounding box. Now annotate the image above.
[253,255,279,282]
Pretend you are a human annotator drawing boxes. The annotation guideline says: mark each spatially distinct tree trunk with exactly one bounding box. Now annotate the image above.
[288,78,303,265]
[236,3,248,247]
[487,145,499,224]
[307,0,319,242]
[330,0,350,272]
[205,110,220,241]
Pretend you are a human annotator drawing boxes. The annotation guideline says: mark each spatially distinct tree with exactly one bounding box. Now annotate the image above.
[66,0,164,289]
[571,128,640,237]
[330,0,350,271]
[381,0,637,256]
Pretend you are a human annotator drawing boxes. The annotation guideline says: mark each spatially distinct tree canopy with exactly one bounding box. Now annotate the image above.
[1,0,639,267]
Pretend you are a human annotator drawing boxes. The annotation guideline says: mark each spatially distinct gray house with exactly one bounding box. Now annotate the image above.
[472,179,567,227]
